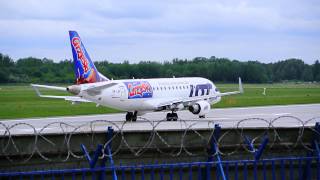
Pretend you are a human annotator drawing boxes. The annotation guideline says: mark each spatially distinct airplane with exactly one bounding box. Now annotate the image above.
[31,31,243,121]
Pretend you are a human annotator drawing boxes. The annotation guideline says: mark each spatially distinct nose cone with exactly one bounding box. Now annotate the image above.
[67,85,81,95]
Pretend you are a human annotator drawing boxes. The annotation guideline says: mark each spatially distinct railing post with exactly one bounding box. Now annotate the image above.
[255,135,269,161]
[244,136,255,152]
[101,126,117,180]
[80,144,103,168]
[303,122,320,180]
[312,122,320,159]
[81,126,118,179]
[208,124,226,180]
[243,133,269,161]
[314,140,320,159]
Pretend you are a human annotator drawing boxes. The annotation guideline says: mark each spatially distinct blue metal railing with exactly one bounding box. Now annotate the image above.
[1,156,319,180]
[2,122,320,179]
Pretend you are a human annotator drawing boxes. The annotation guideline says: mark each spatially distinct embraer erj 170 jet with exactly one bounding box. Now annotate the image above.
[31,31,243,121]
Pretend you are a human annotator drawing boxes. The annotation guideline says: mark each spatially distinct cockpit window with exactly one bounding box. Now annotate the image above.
[215,88,219,92]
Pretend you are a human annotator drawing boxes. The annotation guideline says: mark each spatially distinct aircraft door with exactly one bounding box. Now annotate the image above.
[112,85,126,100]
[119,85,126,101]
[112,86,121,98]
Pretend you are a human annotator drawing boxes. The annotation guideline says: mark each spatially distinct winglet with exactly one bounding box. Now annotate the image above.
[30,84,42,97]
[239,77,244,93]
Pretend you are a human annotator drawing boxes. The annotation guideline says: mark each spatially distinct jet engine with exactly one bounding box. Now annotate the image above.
[188,100,211,116]
[67,85,81,95]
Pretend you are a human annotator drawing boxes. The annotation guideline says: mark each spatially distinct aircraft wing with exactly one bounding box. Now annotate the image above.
[151,77,243,109]
[152,94,220,110]
[30,84,91,103]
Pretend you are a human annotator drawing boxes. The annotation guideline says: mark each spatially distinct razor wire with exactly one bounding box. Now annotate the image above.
[0,115,320,164]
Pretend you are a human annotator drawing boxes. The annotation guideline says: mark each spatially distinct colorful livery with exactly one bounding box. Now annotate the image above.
[31,31,243,122]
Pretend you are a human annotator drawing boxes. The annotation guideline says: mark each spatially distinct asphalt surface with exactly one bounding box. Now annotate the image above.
[1,104,320,135]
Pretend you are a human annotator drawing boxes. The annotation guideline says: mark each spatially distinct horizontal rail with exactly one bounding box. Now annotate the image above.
[1,156,319,177]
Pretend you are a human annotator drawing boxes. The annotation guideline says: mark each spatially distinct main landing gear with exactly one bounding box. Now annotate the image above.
[166,112,178,121]
[126,111,137,121]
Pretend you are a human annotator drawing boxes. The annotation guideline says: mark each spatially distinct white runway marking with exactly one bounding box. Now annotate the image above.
[0,104,320,135]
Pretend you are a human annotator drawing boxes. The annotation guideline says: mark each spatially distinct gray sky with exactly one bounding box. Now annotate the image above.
[0,0,319,63]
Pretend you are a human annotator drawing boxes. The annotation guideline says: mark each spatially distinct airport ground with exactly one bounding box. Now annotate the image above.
[0,83,320,119]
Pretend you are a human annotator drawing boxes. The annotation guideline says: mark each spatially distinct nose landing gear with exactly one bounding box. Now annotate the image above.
[126,111,137,121]
[166,112,178,121]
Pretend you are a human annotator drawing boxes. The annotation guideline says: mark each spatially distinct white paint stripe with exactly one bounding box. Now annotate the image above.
[274,113,291,116]
[1,104,319,125]
[2,113,125,122]
[213,103,320,111]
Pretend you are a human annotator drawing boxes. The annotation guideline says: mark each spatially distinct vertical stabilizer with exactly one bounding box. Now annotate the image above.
[69,31,108,84]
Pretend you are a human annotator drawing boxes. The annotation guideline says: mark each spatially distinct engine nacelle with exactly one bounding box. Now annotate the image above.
[67,85,81,95]
[188,100,211,116]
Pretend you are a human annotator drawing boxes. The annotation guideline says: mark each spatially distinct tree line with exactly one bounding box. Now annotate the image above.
[0,53,320,83]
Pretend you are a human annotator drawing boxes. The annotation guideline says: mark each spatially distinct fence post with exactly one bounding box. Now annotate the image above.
[312,122,320,158]
[303,122,320,180]
[101,126,117,180]
[314,140,320,159]
[243,133,269,161]
[208,124,226,180]
[80,144,103,168]
[255,135,269,161]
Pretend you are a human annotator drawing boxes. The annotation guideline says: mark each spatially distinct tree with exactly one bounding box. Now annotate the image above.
[0,53,14,83]
[302,66,313,81]
[313,60,320,81]
[0,52,317,84]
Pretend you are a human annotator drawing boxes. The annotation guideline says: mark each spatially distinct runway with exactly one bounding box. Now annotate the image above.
[1,104,320,135]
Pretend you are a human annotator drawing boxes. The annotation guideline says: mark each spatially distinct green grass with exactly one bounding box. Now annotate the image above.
[0,85,120,119]
[215,83,320,108]
[0,83,320,119]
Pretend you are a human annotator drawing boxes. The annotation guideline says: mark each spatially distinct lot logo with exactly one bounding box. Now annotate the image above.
[189,83,212,97]
[124,81,153,99]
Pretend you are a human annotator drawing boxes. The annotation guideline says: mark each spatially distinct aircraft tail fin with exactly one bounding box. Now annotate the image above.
[69,31,109,84]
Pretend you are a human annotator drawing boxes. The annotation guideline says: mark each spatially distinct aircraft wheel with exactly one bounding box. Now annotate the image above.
[172,113,178,121]
[132,111,138,122]
[166,113,172,121]
[199,115,205,118]
[166,113,178,121]
[126,112,133,121]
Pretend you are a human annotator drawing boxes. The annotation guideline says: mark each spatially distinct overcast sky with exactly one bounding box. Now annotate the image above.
[0,0,319,63]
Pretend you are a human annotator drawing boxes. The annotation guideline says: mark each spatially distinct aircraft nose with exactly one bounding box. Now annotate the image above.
[67,85,81,95]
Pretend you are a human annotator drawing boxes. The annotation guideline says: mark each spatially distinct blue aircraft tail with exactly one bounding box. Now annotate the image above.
[69,31,108,84]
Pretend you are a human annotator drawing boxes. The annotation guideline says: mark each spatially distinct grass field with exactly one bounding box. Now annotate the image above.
[0,83,320,119]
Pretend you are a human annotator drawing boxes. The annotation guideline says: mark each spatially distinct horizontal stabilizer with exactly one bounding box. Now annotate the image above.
[30,84,66,91]
[30,84,90,103]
